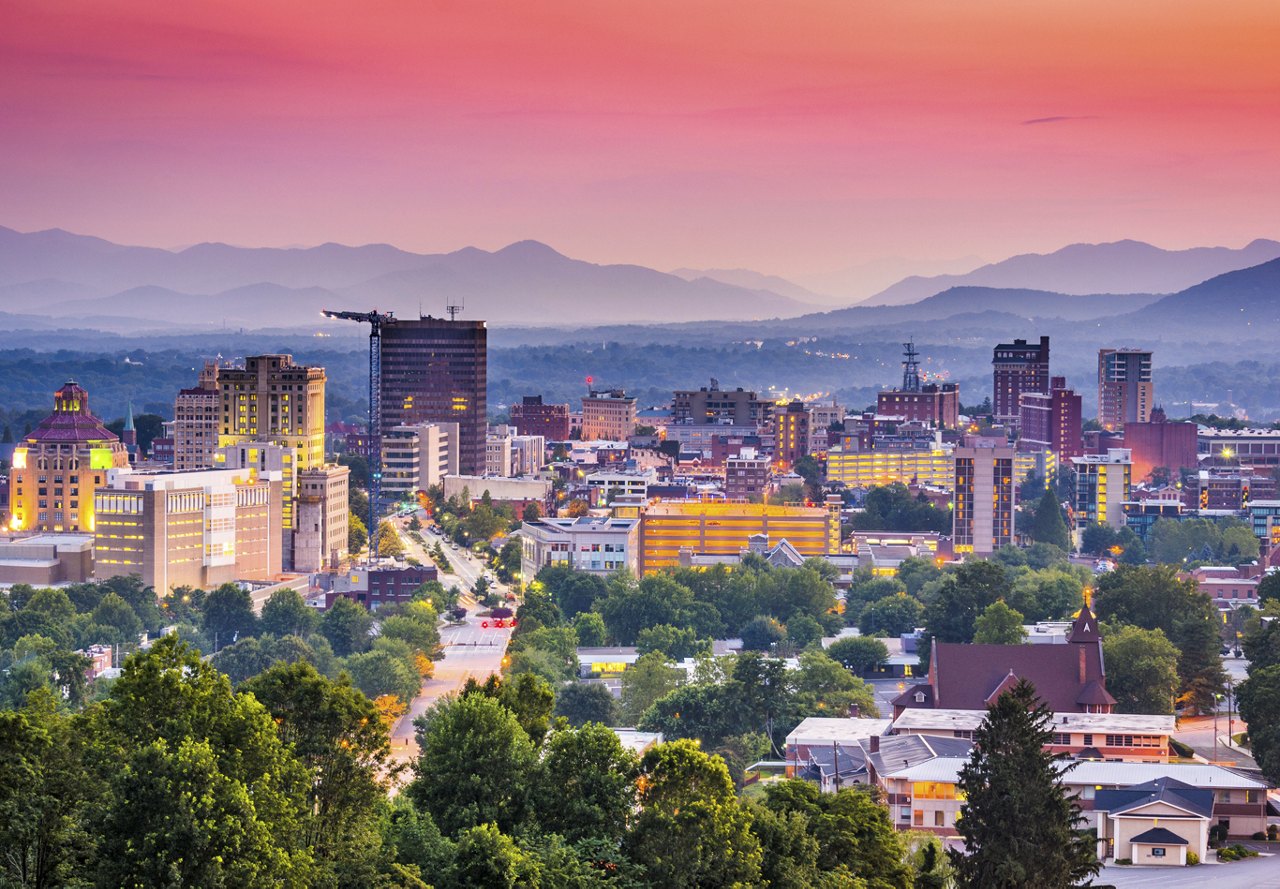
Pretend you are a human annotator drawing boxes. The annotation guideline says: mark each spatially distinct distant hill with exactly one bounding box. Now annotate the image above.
[0,226,813,326]
[1116,257,1280,332]
[669,267,839,304]
[864,239,1280,306]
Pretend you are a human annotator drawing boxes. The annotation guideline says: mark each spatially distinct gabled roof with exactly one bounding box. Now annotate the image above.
[984,670,1021,706]
[863,733,973,777]
[927,640,1108,712]
[1077,680,1117,707]
[1129,827,1189,846]
[891,683,934,709]
[1068,603,1102,644]
[1094,777,1214,820]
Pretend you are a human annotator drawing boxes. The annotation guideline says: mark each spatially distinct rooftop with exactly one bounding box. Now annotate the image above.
[786,717,892,745]
[891,709,1175,735]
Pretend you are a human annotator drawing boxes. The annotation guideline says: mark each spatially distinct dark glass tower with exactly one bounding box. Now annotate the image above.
[379,316,487,476]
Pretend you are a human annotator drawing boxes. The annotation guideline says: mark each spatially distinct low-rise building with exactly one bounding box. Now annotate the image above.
[890,709,1174,762]
[725,448,770,500]
[0,533,95,585]
[520,516,639,578]
[313,564,438,610]
[294,465,350,572]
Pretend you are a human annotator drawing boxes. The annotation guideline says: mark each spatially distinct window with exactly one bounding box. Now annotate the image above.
[913,810,923,826]
[1151,848,1165,858]
[934,811,945,827]
[1082,734,1093,746]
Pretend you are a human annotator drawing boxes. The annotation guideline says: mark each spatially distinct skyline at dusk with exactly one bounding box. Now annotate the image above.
[4,1,1280,282]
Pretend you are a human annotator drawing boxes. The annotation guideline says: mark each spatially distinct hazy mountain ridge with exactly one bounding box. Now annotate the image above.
[863,238,1280,306]
[0,226,812,325]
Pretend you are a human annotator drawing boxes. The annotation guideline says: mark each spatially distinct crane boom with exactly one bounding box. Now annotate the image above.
[322,308,395,559]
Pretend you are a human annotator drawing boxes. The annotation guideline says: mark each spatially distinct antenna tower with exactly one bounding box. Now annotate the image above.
[902,338,921,392]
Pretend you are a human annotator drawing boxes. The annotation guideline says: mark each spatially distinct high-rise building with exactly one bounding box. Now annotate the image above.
[380,423,459,502]
[773,400,812,468]
[992,335,1050,428]
[379,316,487,476]
[1070,449,1132,533]
[1018,376,1083,458]
[953,443,1016,555]
[1098,349,1154,431]
[173,360,221,471]
[673,380,764,426]
[8,381,131,533]
[94,466,283,594]
[876,340,961,428]
[510,396,570,441]
[581,389,638,441]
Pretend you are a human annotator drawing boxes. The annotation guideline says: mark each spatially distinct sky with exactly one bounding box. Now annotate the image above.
[3,1,1279,282]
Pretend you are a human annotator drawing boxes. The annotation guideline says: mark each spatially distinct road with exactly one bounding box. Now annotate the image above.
[385,517,518,777]
[1100,854,1280,887]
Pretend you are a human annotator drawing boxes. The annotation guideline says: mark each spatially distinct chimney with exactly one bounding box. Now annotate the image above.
[869,735,880,753]
[1078,647,1087,685]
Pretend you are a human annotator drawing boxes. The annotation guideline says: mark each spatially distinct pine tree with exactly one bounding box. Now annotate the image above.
[1030,488,1071,551]
[949,679,1100,888]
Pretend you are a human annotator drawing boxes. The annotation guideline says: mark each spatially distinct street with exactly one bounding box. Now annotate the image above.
[385,517,517,777]
[1100,854,1280,887]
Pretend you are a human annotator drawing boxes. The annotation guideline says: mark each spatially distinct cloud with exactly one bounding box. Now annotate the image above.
[1021,115,1099,125]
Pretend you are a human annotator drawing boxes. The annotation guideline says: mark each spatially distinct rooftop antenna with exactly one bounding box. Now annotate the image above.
[446,297,464,321]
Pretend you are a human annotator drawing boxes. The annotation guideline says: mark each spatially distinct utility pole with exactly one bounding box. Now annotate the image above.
[322,308,395,559]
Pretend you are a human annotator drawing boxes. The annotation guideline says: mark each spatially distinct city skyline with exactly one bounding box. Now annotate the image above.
[4,1,1279,282]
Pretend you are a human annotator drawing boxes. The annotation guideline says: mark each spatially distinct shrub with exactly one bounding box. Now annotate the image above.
[1186,851,1199,865]
[1114,858,1131,865]
[1269,824,1278,841]
[1169,738,1195,758]
[1253,831,1267,840]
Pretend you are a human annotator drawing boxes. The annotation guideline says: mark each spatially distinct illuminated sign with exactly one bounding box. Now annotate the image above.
[90,448,115,470]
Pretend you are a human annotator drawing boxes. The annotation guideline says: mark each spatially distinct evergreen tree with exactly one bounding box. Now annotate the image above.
[949,679,1099,888]
[1030,488,1070,550]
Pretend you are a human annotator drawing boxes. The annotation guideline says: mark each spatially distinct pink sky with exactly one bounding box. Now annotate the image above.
[3,1,1279,280]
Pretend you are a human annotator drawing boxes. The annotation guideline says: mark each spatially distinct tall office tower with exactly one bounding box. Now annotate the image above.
[217,355,327,567]
[173,362,222,470]
[1018,376,1083,459]
[773,400,812,469]
[379,316,487,476]
[581,389,638,440]
[672,379,764,426]
[992,335,1050,428]
[1098,348,1154,431]
[7,381,131,533]
[510,395,570,440]
[380,423,460,502]
[953,443,1016,555]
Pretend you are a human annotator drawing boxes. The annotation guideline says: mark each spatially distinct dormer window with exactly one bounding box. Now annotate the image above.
[914,691,926,703]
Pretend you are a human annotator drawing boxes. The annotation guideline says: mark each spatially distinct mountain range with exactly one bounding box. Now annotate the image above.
[1,225,1278,334]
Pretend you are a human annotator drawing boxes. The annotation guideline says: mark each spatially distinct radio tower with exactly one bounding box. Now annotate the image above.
[445,297,464,321]
[901,338,922,392]
[322,308,396,559]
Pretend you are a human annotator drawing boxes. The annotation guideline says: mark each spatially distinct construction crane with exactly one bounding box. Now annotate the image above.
[322,308,395,558]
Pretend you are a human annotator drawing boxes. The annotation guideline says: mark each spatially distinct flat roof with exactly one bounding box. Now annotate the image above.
[891,709,1175,735]
[786,717,892,744]
[882,758,1268,790]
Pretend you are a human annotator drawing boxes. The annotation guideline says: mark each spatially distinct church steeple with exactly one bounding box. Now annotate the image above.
[122,400,138,459]
[1068,601,1102,644]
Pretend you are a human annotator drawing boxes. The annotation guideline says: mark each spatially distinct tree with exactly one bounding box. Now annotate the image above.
[85,637,311,885]
[260,588,320,639]
[573,612,607,647]
[740,615,786,651]
[376,520,406,558]
[408,693,538,835]
[1079,522,1119,557]
[923,560,1010,644]
[949,679,1099,889]
[342,649,421,704]
[451,823,536,888]
[1237,664,1280,784]
[522,502,541,522]
[1029,488,1070,550]
[636,623,703,660]
[242,661,394,879]
[348,511,368,554]
[620,651,682,724]
[826,636,889,674]
[624,740,762,888]
[201,582,258,648]
[1259,572,1280,607]
[748,802,823,889]
[972,600,1027,645]
[784,613,824,650]
[554,682,619,727]
[859,594,924,637]
[533,723,638,843]
[90,591,143,642]
[790,650,879,719]
[1103,625,1180,714]
[565,498,590,518]
[322,597,373,657]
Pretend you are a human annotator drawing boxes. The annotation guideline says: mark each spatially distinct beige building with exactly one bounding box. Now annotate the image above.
[382,423,459,502]
[173,361,222,471]
[217,355,325,539]
[94,466,283,594]
[637,500,840,576]
[953,444,1015,555]
[295,466,350,572]
[8,381,131,534]
[581,389,637,441]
